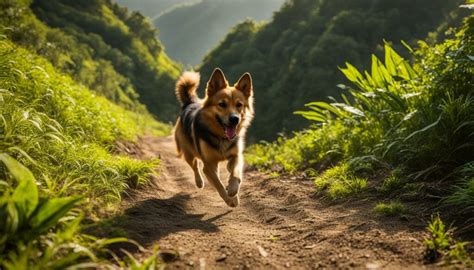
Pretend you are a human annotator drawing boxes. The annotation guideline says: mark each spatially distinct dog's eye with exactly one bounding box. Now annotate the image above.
[218,102,226,108]
[236,102,243,108]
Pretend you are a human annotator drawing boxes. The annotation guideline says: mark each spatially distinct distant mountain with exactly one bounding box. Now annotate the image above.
[154,0,285,65]
[115,0,191,19]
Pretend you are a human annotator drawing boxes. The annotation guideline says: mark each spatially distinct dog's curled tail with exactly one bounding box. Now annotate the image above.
[175,71,200,107]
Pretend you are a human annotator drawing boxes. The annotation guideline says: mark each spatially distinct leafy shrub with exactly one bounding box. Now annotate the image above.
[0,154,162,269]
[0,153,79,251]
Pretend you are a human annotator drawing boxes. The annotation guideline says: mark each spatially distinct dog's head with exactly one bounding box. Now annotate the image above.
[202,68,254,140]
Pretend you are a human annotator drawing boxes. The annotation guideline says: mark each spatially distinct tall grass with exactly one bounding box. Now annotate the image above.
[0,37,167,204]
[0,37,168,267]
[246,16,474,213]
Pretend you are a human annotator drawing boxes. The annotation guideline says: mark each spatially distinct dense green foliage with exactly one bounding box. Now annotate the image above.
[0,0,181,120]
[154,0,284,65]
[247,16,474,217]
[200,0,466,141]
[0,35,167,267]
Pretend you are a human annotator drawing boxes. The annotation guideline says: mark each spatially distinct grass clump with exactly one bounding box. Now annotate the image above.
[374,201,408,217]
[377,168,416,197]
[424,215,472,266]
[313,163,367,200]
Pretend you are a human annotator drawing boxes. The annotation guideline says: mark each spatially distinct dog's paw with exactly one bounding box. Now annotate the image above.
[226,176,241,197]
[195,177,204,189]
[225,195,239,208]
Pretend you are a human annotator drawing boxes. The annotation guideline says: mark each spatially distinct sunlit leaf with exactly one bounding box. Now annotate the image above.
[0,153,38,220]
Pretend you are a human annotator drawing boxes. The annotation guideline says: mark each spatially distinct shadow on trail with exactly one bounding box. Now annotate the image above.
[113,193,231,247]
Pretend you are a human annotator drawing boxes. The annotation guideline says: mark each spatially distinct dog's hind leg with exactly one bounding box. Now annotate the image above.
[226,155,243,197]
[183,151,204,189]
[202,162,239,207]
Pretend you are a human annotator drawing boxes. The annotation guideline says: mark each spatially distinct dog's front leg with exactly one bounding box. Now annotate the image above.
[226,155,242,197]
[202,162,239,207]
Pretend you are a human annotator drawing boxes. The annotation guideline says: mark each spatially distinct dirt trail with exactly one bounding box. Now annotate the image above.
[119,136,429,269]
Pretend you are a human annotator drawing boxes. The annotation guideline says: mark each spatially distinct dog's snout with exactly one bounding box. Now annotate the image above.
[229,114,240,126]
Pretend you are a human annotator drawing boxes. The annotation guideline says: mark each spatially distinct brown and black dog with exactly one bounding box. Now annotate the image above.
[173,68,254,207]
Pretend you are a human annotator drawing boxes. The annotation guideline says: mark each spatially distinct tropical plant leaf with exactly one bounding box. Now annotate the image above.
[404,116,442,141]
[0,153,38,220]
[28,196,81,237]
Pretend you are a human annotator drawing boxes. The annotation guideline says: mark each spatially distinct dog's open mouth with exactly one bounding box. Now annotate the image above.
[216,115,238,140]
[224,125,237,140]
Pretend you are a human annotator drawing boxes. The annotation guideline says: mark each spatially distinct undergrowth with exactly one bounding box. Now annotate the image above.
[0,36,168,267]
[246,15,474,219]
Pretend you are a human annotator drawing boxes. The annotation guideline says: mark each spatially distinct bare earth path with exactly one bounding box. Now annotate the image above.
[118,136,429,269]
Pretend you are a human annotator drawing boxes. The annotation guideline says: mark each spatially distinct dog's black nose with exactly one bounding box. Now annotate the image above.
[229,114,240,126]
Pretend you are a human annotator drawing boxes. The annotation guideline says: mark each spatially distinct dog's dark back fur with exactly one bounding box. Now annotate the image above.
[181,102,200,140]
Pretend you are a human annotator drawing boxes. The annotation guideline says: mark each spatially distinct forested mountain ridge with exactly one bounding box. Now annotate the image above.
[116,0,190,19]
[154,0,285,65]
[0,0,181,121]
[200,0,466,141]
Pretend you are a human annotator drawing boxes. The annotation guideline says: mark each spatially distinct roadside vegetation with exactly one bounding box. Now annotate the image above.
[0,33,168,268]
[246,14,474,255]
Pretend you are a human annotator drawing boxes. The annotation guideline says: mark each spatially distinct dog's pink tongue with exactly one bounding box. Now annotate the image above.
[225,126,237,140]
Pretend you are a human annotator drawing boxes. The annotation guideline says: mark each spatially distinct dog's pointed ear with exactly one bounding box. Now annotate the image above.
[235,72,253,98]
[207,68,228,97]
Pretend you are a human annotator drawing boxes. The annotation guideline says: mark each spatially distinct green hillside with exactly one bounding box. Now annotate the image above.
[1,0,181,121]
[0,33,169,269]
[0,0,172,267]
[200,0,466,141]
[154,0,285,65]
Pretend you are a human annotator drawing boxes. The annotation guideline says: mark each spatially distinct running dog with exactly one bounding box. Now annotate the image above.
[173,68,254,207]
